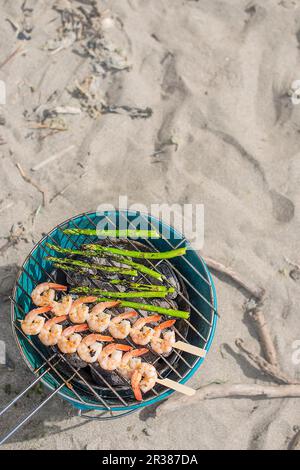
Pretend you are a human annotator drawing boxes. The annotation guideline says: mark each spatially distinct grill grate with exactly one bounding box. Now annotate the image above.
[1,211,217,444]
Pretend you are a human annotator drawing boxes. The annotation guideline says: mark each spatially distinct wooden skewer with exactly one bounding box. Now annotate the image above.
[173,341,206,358]
[156,378,196,396]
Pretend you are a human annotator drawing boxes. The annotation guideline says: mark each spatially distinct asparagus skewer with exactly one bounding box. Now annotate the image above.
[46,256,138,276]
[70,287,168,299]
[84,244,186,260]
[46,244,163,281]
[63,229,159,238]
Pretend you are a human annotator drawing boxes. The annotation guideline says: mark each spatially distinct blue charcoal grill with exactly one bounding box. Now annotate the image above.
[0,210,217,442]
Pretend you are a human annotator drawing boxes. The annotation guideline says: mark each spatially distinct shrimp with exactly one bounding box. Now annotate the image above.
[69,296,97,324]
[77,334,113,363]
[31,282,67,307]
[130,315,161,346]
[108,311,137,340]
[151,319,176,355]
[38,315,68,346]
[98,343,132,371]
[131,363,157,401]
[118,348,148,379]
[88,301,120,332]
[57,323,89,354]
[50,295,73,317]
[21,306,52,335]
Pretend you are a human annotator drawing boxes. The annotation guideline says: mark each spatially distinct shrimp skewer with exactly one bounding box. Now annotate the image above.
[77,334,113,363]
[98,343,132,371]
[131,360,195,401]
[31,282,67,307]
[118,348,149,379]
[38,315,68,346]
[87,301,119,333]
[130,315,161,345]
[69,296,97,324]
[108,311,137,340]
[151,319,176,355]
[57,323,89,354]
[131,363,157,401]
[21,306,52,335]
[50,295,73,317]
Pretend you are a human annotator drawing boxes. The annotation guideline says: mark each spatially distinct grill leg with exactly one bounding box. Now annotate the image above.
[0,383,65,445]
[77,407,139,421]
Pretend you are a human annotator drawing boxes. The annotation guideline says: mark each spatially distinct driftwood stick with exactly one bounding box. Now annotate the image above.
[202,254,265,301]
[235,339,295,385]
[16,163,48,207]
[49,171,87,203]
[0,44,24,70]
[157,383,300,415]
[248,309,278,366]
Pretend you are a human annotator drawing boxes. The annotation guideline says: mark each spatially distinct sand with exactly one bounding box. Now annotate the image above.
[0,0,300,450]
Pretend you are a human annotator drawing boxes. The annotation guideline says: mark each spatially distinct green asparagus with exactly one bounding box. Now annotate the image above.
[84,244,186,260]
[95,297,190,320]
[70,286,168,299]
[46,256,138,276]
[46,243,163,281]
[63,229,159,238]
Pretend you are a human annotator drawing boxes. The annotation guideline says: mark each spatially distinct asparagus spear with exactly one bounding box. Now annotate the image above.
[70,286,168,299]
[63,229,159,238]
[84,244,186,260]
[46,256,138,276]
[109,279,172,292]
[52,263,172,292]
[45,243,163,281]
[94,297,190,320]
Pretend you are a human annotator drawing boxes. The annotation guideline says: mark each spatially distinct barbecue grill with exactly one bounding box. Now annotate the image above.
[0,210,217,443]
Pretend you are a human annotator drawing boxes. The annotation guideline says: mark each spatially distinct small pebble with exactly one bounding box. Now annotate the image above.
[290,268,300,281]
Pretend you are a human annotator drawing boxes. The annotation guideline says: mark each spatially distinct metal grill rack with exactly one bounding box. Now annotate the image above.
[0,210,217,444]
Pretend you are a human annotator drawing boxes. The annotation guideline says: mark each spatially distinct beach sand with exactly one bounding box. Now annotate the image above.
[0,0,300,450]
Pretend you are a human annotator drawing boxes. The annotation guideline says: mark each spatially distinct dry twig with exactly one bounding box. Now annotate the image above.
[201,254,265,300]
[16,163,48,207]
[50,171,87,203]
[235,339,295,385]
[0,44,24,70]
[0,202,14,214]
[27,121,67,131]
[31,144,75,171]
[157,383,300,415]
[247,309,278,366]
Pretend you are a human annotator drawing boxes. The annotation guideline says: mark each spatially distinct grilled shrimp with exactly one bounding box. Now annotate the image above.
[21,306,52,335]
[77,334,113,363]
[69,296,97,324]
[98,343,132,371]
[50,295,73,317]
[130,315,161,346]
[118,348,148,379]
[108,311,137,340]
[88,301,119,332]
[131,363,157,401]
[31,282,67,307]
[151,319,176,355]
[57,323,89,354]
[38,315,68,346]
